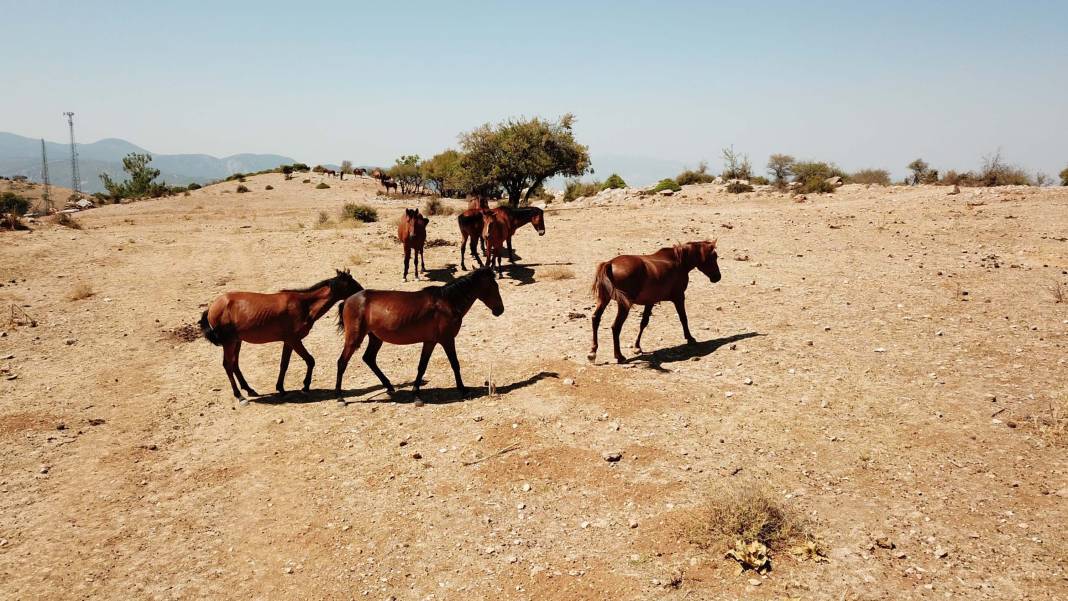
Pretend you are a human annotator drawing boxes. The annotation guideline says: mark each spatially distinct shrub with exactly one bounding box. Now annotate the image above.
[1060,165,1068,186]
[317,211,331,226]
[676,161,716,185]
[851,168,891,186]
[539,266,575,280]
[265,185,274,190]
[316,182,330,189]
[792,161,846,194]
[906,158,939,185]
[602,173,627,189]
[749,175,770,185]
[563,179,603,201]
[721,146,752,181]
[236,185,250,193]
[423,197,455,216]
[683,482,809,552]
[302,179,311,184]
[1,191,30,228]
[340,203,377,223]
[66,281,94,301]
[99,153,167,200]
[652,178,681,193]
[55,212,82,229]
[187,183,202,190]
[766,154,795,188]
[291,163,311,172]
[282,165,294,180]
[726,181,754,194]
[978,150,1031,186]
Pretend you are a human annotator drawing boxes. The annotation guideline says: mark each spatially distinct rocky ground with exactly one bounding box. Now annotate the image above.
[0,172,1065,600]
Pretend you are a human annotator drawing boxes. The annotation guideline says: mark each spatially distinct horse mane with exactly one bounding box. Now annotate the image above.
[283,270,358,295]
[437,268,490,303]
[672,241,715,265]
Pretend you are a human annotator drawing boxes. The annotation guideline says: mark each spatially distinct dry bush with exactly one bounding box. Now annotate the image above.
[55,213,82,229]
[851,168,891,186]
[317,211,331,227]
[340,203,377,222]
[348,252,365,266]
[236,185,250,193]
[424,197,456,216]
[166,323,201,343]
[66,281,95,301]
[726,181,754,194]
[539,266,575,280]
[683,482,809,552]
[1052,281,1065,304]
[425,238,452,248]
[1033,398,1067,447]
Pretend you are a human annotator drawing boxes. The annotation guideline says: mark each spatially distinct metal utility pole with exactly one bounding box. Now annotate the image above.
[40,139,53,214]
[63,112,82,195]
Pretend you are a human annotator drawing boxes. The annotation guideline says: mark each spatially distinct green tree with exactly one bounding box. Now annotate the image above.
[282,165,294,180]
[906,158,937,185]
[721,146,752,181]
[675,162,716,185]
[1060,165,1068,186]
[602,173,627,189]
[99,153,166,199]
[340,160,353,178]
[421,149,468,198]
[766,154,795,188]
[460,114,591,206]
[388,155,425,194]
[1,191,30,228]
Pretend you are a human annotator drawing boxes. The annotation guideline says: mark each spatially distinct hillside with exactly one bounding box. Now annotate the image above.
[0,132,294,194]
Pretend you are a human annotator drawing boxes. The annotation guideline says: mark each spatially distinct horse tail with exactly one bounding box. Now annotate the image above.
[336,301,346,333]
[199,310,235,346]
[592,261,630,308]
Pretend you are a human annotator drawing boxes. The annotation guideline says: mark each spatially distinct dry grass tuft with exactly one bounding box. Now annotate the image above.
[425,238,452,248]
[1052,281,1065,304]
[55,213,82,229]
[66,281,95,301]
[166,323,201,343]
[423,197,456,216]
[540,266,575,281]
[348,253,365,266]
[683,482,809,552]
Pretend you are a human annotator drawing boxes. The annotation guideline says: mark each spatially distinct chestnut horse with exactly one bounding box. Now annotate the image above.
[200,270,363,400]
[457,206,546,270]
[489,206,545,262]
[482,212,509,278]
[383,179,398,193]
[398,208,429,281]
[588,241,720,363]
[335,268,504,399]
[457,208,490,270]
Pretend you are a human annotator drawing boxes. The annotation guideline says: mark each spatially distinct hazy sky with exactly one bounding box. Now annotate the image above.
[5,0,1067,179]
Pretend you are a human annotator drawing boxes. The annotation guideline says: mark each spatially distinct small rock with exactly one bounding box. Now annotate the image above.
[88,418,105,426]
[283,566,293,574]
[65,338,76,345]
[602,451,622,462]
[516,503,526,510]
[628,519,639,529]
[743,377,753,385]
[411,452,422,460]
[934,547,948,558]
[874,347,887,353]
[521,483,531,492]
[562,378,575,386]
[275,418,284,424]
[748,578,761,586]
[820,399,829,409]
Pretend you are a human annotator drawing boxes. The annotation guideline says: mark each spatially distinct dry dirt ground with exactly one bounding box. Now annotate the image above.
[1,172,1066,600]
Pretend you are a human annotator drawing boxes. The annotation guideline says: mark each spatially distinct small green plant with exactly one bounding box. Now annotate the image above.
[602,173,627,189]
[676,162,716,185]
[316,182,330,189]
[340,203,377,223]
[851,168,891,186]
[236,185,250,193]
[652,178,681,193]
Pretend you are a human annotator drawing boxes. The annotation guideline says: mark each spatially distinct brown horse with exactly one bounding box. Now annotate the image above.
[457,208,490,270]
[489,206,546,262]
[588,241,720,363]
[382,179,398,194]
[467,195,490,210]
[200,270,363,400]
[482,212,509,278]
[398,208,429,281]
[334,268,504,399]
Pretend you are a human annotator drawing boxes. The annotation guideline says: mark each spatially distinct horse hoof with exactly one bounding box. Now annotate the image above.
[615,356,627,364]
[586,351,597,362]
[238,397,249,407]
[413,398,425,407]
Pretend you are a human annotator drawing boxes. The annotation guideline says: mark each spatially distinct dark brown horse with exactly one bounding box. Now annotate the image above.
[489,206,545,262]
[335,268,504,399]
[457,208,490,270]
[588,241,720,363]
[382,179,398,194]
[200,270,363,400]
[467,195,490,210]
[398,208,429,281]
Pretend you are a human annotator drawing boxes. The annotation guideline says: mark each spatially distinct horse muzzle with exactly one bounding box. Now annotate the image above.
[537,229,545,236]
[492,307,505,316]
[709,274,722,283]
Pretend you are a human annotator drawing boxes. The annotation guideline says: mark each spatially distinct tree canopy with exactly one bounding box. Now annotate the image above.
[460,114,591,206]
[100,153,166,199]
[421,149,468,198]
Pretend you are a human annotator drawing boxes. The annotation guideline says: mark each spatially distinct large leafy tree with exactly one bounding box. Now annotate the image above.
[460,114,591,206]
[421,149,468,198]
[100,153,166,199]
[387,155,425,194]
[1,191,30,228]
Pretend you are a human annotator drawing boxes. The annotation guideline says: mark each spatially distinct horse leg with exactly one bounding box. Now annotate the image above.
[275,343,293,395]
[222,341,243,399]
[414,246,421,280]
[403,245,411,281]
[289,338,315,392]
[412,341,436,399]
[459,231,468,271]
[633,304,654,354]
[588,297,609,362]
[440,337,466,397]
[335,326,366,393]
[420,247,426,273]
[362,334,395,395]
[506,235,516,263]
[471,235,484,267]
[232,340,258,396]
[672,295,697,344]
[611,303,631,364]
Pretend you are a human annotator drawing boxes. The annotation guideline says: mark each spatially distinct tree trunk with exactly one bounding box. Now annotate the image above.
[523,176,548,204]
[507,187,522,207]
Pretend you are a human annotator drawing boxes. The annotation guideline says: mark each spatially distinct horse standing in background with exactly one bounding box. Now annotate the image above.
[481,211,509,278]
[200,270,363,400]
[334,268,504,400]
[487,206,545,262]
[457,208,489,270]
[588,241,720,364]
[398,208,429,281]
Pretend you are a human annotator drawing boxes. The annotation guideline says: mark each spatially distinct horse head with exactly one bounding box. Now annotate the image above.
[332,268,364,299]
[530,207,546,236]
[696,240,721,283]
[473,268,505,316]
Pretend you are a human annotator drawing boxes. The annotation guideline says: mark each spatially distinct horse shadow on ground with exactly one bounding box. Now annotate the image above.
[633,331,762,372]
[422,263,460,283]
[503,261,574,285]
[251,371,559,406]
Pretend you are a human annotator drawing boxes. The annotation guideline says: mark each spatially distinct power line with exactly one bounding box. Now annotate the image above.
[63,112,82,196]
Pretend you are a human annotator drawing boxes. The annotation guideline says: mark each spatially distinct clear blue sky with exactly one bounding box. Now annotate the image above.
[4,0,1067,179]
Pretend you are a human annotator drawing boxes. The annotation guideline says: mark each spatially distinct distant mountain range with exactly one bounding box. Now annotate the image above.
[0,132,294,194]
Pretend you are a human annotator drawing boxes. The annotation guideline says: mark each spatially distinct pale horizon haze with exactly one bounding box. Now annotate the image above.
[4,0,1067,181]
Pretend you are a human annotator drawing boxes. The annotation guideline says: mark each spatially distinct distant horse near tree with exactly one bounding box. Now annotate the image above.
[457,209,489,270]
[588,241,720,363]
[200,270,363,400]
[335,268,504,400]
[398,208,429,281]
[487,206,546,262]
[382,179,398,193]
